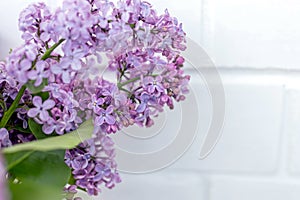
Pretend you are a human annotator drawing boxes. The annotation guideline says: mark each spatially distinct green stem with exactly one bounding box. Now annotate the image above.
[118,77,140,88]
[117,74,159,89]
[41,39,65,61]
[0,85,26,128]
[119,87,132,95]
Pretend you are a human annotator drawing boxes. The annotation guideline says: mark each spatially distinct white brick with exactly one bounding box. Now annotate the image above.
[210,176,300,200]
[202,0,300,68]
[171,72,284,173]
[286,89,300,175]
[78,170,208,200]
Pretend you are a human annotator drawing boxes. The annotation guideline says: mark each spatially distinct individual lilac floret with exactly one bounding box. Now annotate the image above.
[88,94,104,113]
[94,106,116,126]
[27,60,50,86]
[27,96,55,122]
[0,128,12,148]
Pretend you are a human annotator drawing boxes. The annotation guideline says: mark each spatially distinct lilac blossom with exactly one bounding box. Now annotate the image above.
[88,94,104,113]
[94,106,116,126]
[65,132,121,196]
[0,128,12,148]
[27,60,50,86]
[27,96,55,122]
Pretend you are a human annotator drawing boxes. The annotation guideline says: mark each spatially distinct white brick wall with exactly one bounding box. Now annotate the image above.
[172,70,285,173]
[3,0,300,200]
[77,70,300,200]
[200,0,300,69]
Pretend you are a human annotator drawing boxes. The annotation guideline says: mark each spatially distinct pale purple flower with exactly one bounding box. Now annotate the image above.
[60,48,85,71]
[0,128,12,148]
[88,94,104,112]
[27,60,50,86]
[94,106,116,126]
[28,96,55,121]
[42,118,66,135]
[40,21,54,42]
[142,75,165,96]
[51,63,74,83]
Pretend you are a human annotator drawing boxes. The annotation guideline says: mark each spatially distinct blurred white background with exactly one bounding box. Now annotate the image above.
[1,0,300,200]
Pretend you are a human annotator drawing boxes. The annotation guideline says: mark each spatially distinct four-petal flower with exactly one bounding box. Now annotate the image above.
[28,96,55,121]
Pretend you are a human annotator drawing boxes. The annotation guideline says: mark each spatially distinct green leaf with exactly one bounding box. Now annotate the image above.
[2,119,93,154]
[9,180,62,200]
[4,151,34,171]
[28,118,48,139]
[6,124,32,134]
[7,150,70,200]
[8,150,70,186]
[25,78,48,94]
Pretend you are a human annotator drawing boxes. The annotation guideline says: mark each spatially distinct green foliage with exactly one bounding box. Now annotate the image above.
[25,79,48,94]
[6,150,71,200]
[2,119,93,154]
[2,119,94,199]
[9,180,62,200]
[34,91,50,101]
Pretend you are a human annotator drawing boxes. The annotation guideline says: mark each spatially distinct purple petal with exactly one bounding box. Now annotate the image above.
[62,71,71,83]
[36,61,46,72]
[106,105,114,114]
[27,70,37,80]
[95,116,104,126]
[51,64,62,74]
[18,73,29,83]
[27,108,39,118]
[42,124,55,134]
[39,110,50,121]
[32,96,42,107]
[0,128,8,140]
[136,103,146,113]
[71,60,82,71]
[34,77,43,86]
[105,115,116,125]
[20,59,32,71]
[40,32,50,41]
[43,99,55,110]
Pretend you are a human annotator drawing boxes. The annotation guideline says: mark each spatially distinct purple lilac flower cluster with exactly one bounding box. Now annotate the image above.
[0,0,189,197]
[65,130,121,196]
[0,62,35,146]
